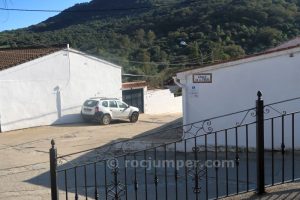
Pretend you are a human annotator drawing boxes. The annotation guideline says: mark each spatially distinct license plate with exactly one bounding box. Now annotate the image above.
[84,108,92,112]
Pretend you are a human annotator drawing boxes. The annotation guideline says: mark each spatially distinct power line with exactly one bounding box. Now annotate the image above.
[0,0,200,13]
[0,1,199,13]
[0,6,151,13]
[65,47,212,67]
[109,53,214,66]
[0,40,215,68]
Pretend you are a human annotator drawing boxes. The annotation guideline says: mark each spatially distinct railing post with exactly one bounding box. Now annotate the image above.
[50,139,59,200]
[256,91,265,194]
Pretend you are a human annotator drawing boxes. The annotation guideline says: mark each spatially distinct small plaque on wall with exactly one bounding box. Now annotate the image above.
[193,73,212,83]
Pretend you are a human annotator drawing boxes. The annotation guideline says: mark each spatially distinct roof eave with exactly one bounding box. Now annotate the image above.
[176,45,300,80]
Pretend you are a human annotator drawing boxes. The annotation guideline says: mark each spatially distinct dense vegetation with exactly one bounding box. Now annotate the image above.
[1,0,300,86]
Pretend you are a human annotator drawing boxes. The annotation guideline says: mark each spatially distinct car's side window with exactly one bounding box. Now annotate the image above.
[109,100,118,108]
[102,101,108,107]
[117,101,128,109]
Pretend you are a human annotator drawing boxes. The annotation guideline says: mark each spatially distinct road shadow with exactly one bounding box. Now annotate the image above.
[52,119,130,128]
[27,115,300,199]
[227,182,300,199]
[25,116,183,196]
[26,147,300,199]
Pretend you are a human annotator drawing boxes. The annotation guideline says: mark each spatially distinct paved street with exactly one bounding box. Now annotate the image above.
[0,114,181,200]
[1,113,299,200]
[223,182,300,199]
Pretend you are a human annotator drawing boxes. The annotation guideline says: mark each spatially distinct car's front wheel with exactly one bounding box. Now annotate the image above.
[130,112,139,123]
[100,114,111,125]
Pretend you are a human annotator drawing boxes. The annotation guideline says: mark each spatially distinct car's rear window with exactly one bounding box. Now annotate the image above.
[83,100,98,107]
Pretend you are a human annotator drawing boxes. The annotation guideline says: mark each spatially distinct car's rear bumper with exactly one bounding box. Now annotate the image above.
[81,112,104,122]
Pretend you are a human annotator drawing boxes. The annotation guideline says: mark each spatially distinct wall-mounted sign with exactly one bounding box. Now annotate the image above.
[190,85,199,97]
[193,73,212,83]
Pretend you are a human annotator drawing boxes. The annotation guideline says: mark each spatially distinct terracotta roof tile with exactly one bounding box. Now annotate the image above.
[0,46,66,71]
[122,81,147,89]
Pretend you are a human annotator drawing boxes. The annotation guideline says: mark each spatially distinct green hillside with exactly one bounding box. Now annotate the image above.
[1,0,300,85]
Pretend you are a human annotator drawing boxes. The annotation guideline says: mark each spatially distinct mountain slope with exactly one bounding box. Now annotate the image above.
[1,0,300,85]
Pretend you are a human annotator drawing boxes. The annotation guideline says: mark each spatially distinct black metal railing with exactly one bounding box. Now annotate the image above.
[50,91,300,200]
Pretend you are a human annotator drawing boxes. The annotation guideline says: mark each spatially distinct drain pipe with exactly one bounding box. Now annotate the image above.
[173,76,188,139]
[172,76,184,88]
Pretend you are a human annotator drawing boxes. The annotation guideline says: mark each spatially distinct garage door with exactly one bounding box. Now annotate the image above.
[122,89,144,113]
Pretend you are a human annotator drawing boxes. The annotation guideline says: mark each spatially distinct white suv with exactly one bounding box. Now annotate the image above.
[81,97,140,125]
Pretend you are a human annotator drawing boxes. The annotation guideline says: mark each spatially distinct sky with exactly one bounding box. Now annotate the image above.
[0,0,91,31]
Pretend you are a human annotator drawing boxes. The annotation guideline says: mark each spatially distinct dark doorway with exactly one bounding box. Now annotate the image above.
[122,89,144,113]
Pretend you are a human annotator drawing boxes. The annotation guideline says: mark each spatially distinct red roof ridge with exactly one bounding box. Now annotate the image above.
[122,81,147,89]
[0,45,67,71]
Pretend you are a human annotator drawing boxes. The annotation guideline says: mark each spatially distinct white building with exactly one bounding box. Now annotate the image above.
[0,45,122,132]
[176,44,300,149]
[122,81,182,115]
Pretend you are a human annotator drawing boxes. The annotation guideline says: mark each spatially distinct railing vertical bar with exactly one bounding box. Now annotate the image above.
[194,137,199,200]
[185,139,188,200]
[225,130,228,196]
[104,160,108,200]
[256,91,265,194]
[94,163,98,200]
[114,160,118,200]
[75,167,78,200]
[164,144,168,200]
[84,165,88,200]
[246,125,249,192]
[144,150,148,200]
[235,127,239,194]
[281,115,285,183]
[175,142,178,200]
[134,153,138,200]
[215,132,218,198]
[50,140,58,200]
[124,155,128,200]
[292,113,295,181]
[155,147,158,200]
[271,118,274,186]
[64,170,68,200]
[205,135,208,200]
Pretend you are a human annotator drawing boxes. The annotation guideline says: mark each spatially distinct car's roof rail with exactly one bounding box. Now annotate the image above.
[89,97,119,100]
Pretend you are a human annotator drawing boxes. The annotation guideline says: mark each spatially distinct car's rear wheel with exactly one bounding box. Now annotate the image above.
[100,114,111,125]
[130,112,139,123]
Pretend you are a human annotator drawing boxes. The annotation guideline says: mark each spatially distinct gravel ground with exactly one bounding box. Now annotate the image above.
[0,114,182,200]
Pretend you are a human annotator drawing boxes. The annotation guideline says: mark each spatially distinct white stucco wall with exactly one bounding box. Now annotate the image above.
[177,47,300,149]
[144,89,182,114]
[0,48,122,132]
